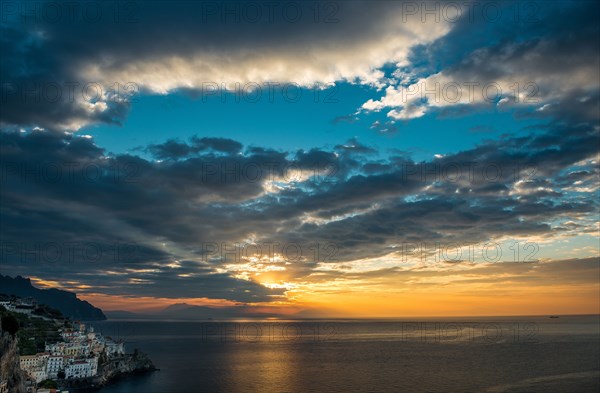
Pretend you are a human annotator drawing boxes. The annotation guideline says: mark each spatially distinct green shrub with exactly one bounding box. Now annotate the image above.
[38,379,58,389]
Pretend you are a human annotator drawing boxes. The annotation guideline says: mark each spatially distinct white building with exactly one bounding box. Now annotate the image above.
[61,343,91,357]
[12,305,34,315]
[28,369,48,383]
[20,323,115,382]
[88,357,98,376]
[0,301,12,310]
[60,330,79,341]
[46,342,65,356]
[65,357,98,379]
[46,355,64,379]
[65,360,87,379]
[19,355,39,370]
[20,353,48,370]
[19,354,48,383]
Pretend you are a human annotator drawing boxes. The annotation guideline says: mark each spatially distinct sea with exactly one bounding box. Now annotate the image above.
[82,315,599,393]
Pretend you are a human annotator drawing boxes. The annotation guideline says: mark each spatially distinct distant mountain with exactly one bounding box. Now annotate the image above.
[161,303,284,319]
[0,275,106,321]
[104,310,140,319]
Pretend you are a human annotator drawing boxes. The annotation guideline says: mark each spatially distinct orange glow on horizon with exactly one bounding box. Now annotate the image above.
[29,258,600,318]
[77,293,303,316]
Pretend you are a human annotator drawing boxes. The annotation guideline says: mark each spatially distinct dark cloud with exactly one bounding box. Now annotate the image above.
[364,1,599,121]
[0,0,448,130]
[410,0,599,74]
[1,106,597,296]
[334,138,377,156]
[191,137,243,154]
[146,137,244,160]
[0,1,598,304]
[308,257,600,288]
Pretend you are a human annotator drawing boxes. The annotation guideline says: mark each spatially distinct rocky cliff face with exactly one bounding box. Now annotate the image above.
[0,332,27,393]
[97,352,156,384]
[59,352,156,389]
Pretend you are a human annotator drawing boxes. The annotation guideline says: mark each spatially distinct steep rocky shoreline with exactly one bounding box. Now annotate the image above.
[2,304,156,392]
[58,351,157,390]
[1,329,156,392]
[0,332,28,393]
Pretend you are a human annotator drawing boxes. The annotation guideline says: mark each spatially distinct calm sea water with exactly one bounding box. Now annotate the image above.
[85,315,599,393]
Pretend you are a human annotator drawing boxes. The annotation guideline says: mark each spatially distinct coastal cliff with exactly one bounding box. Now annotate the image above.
[1,318,156,391]
[59,351,156,389]
[0,332,28,393]
[2,293,156,391]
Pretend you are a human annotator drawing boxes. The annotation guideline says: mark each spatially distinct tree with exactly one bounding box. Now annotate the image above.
[57,370,66,379]
[38,380,58,389]
[1,314,19,336]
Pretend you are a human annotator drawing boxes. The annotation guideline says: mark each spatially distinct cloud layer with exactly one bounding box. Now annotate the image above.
[0,1,598,309]
[1,113,597,302]
[1,0,451,130]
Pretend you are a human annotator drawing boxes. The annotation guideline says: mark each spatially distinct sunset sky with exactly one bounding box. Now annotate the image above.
[1,1,598,317]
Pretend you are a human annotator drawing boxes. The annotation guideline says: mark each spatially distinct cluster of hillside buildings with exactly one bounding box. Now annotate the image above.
[0,298,38,316]
[18,322,124,383]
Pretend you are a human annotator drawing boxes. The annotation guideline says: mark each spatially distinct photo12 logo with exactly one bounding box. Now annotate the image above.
[200,242,339,263]
[399,241,540,263]
[398,321,539,343]
[0,1,139,24]
[399,1,541,24]
[198,1,340,24]
[1,81,139,105]
[199,322,339,343]
[191,82,339,104]
[197,160,339,184]
[0,242,142,264]
[0,159,141,184]
[400,162,538,183]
